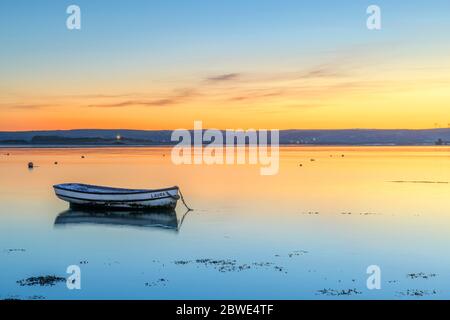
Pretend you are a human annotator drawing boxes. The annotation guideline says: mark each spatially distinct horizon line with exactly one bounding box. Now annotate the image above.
[1,127,450,133]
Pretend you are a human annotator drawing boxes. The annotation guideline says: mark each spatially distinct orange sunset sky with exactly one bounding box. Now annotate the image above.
[1,1,449,131]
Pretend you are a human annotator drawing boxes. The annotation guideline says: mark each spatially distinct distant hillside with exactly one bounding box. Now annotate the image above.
[280,129,450,145]
[0,129,449,146]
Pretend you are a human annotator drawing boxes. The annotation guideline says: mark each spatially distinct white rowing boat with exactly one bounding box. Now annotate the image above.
[53,183,180,210]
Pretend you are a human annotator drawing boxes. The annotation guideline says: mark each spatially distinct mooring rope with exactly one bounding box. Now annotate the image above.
[167,188,193,211]
[178,188,193,211]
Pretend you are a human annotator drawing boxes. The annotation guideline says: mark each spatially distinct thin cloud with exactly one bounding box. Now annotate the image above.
[206,73,241,82]
[2,103,51,110]
[94,99,175,108]
[89,89,197,108]
[228,90,283,102]
[65,93,138,99]
[300,66,345,79]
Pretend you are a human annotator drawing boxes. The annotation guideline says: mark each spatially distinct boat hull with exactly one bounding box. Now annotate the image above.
[53,184,179,210]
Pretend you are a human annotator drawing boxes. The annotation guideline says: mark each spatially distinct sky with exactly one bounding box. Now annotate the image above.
[0,0,450,131]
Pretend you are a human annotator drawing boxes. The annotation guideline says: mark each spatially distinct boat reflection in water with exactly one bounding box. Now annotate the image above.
[54,208,190,232]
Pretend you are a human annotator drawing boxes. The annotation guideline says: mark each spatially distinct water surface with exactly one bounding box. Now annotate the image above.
[0,146,449,299]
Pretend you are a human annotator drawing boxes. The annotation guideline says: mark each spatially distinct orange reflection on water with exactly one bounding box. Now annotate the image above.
[0,146,449,218]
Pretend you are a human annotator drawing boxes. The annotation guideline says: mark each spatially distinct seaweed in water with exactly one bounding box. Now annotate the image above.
[145,278,168,287]
[5,248,26,253]
[388,280,399,284]
[406,272,437,280]
[174,259,285,273]
[17,275,66,287]
[274,250,308,258]
[397,289,437,297]
[360,212,379,216]
[174,260,191,265]
[196,259,241,273]
[2,295,21,301]
[288,250,308,258]
[316,288,362,296]
[2,294,45,300]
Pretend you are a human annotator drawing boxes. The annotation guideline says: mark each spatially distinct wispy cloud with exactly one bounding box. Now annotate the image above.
[2,103,51,110]
[206,73,241,83]
[89,89,197,108]
[64,93,138,99]
[228,90,283,102]
[300,66,345,79]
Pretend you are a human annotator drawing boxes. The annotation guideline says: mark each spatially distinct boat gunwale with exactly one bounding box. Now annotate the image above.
[53,183,179,195]
[57,194,177,203]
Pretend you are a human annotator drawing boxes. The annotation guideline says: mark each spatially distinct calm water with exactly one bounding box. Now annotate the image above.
[0,146,449,300]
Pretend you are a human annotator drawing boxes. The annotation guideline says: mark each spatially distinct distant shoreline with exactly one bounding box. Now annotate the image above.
[0,128,448,147]
[1,144,448,149]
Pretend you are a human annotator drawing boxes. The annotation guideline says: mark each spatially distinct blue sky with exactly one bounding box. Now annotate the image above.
[2,0,449,78]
